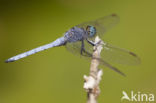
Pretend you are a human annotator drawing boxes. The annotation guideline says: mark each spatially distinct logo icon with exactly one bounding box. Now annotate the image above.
[121,91,130,101]
[121,91,154,102]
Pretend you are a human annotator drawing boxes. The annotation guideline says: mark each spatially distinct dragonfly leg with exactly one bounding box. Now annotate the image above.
[80,40,92,57]
[82,49,92,57]
[81,40,84,55]
[86,38,102,47]
[86,38,95,46]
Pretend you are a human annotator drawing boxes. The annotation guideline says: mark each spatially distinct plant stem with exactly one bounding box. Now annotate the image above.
[83,36,103,103]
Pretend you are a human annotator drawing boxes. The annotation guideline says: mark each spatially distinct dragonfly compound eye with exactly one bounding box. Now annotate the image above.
[86,25,96,37]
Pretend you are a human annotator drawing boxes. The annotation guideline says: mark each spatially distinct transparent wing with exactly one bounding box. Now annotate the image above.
[66,40,141,66]
[65,40,125,76]
[101,42,141,65]
[76,14,120,38]
[65,40,93,57]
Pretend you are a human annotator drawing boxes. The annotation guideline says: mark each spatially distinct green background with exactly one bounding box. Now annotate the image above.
[0,0,156,103]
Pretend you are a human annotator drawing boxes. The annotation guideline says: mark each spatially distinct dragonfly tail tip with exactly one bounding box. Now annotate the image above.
[5,59,15,63]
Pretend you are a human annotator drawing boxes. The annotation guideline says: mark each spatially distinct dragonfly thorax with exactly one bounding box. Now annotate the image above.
[64,27,88,43]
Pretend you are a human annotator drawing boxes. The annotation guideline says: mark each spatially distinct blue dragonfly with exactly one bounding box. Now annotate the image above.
[5,14,140,76]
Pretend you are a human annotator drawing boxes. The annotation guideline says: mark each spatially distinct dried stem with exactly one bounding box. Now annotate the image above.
[83,36,103,103]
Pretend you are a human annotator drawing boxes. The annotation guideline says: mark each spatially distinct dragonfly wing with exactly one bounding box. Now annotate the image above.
[76,14,120,38]
[65,40,125,76]
[99,58,126,76]
[101,42,141,65]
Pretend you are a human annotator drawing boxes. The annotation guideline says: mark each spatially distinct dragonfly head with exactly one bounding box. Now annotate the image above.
[86,25,96,38]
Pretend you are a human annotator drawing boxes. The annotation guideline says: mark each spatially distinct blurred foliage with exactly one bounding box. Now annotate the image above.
[0,0,156,103]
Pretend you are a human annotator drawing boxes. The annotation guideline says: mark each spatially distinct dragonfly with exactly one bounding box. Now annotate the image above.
[5,14,141,76]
